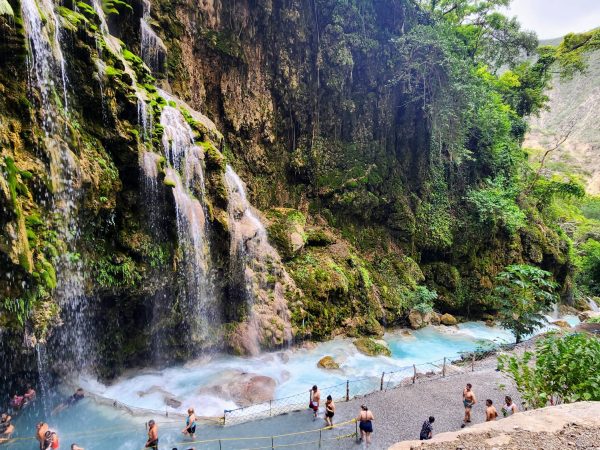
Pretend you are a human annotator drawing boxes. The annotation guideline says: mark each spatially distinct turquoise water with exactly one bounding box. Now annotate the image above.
[4,318,579,449]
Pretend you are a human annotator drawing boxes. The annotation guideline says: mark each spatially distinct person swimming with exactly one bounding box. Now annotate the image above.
[51,388,85,415]
[182,408,197,439]
[0,413,14,444]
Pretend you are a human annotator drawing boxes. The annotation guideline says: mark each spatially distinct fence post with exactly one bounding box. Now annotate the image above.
[319,429,322,449]
[443,357,446,377]
[380,372,385,391]
[165,406,168,417]
[219,439,222,450]
[346,380,350,401]
[269,399,272,417]
[223,410,226,426]
[413,364,416,384]
[471,352,475,372]
[355,419,359,441]
[272,436,275,450]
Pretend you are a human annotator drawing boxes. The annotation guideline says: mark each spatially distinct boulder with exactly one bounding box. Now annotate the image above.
[401,330,412,336]
[440,313,458,326]
[317,356,339,369]
[408,309,432,329]
[551,320,571,329]
[197,372,276,406]
[578,310,600,322]
[353,338,391,357]
[485,319,495,327]
[430,313,441,326]
[266,208,307,259]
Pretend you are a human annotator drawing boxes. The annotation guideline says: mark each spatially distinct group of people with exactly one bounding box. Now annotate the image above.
[309,385,375,447]
[419,383,520,441]
[0,384,36,443]
[144,406,197,450]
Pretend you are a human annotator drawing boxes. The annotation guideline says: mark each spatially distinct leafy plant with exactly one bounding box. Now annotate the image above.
[579,239,600,295]
[498,332,600,408]
[492,264,557,343]
[408,285,438,314]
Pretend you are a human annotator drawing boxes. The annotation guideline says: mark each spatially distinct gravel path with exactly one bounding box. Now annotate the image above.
[325,365,522,450]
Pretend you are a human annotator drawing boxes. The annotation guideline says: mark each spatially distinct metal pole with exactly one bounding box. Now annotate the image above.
[413,364,416,384]
[223,410,226,426]
[219,439,222,450]
[443,357,446,377]
[319,429,322,449]
[270,399,272,417]
[380,372,385,391]
[272,436,274,450]
[471,353,475,372]
[346,380,350,401]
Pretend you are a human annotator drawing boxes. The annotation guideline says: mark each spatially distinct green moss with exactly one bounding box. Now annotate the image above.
[58,6,88,31]
[353,337,391,356]
[164,177,176,188]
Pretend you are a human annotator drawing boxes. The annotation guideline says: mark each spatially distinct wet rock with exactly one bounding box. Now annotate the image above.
[353,337,391,357]
[318,356,339,369]
[578,310,600,321]
[198,372,276,406]
[430,313,441,326]
[551,320,571,329]
[401,330,412,336]
[266,208,307,259]
[440,313,458,326]
[408,309,432,329]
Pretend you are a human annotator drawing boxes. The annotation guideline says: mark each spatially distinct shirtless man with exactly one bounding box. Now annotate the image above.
[36,422,49,450]
[24,384,37,403]
[309,385,321,419]
[145,419,159,450]
[501,396,518,417]
[461,383,476,427]
[485,399,498,421]
[0,413,14,444]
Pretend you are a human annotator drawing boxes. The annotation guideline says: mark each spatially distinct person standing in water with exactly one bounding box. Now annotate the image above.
[309,385,321,419]
[145,420,159,450]
[502,396,518,417]
[0,413,14,444]
[485,399,498,421]
[461,383,476,427]
[182,407,197,439]
[419,416,435,440]
[36,422,49,450]
[357,405,374,447]
[324,395,335,427]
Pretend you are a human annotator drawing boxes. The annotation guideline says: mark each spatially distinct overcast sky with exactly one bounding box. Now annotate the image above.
[506,0,600,39]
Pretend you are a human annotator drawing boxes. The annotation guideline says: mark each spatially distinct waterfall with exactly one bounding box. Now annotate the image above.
[140,1,167,74]
[20,0,68,131]
[21,0,90,371]
[224,165,292,355]
[151,106,218,348]
[137,93,153,142]
[35,344,51,417]
[589,298,599,312]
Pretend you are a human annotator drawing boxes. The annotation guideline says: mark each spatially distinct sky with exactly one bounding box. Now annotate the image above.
[506,0,600,39]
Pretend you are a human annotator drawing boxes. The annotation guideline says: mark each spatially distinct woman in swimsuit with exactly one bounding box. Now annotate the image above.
[324,396,335,427]
[357,405,374,447]
[145,419,159,450]
[182,407,197,439]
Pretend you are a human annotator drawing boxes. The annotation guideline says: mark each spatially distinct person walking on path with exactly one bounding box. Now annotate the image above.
[182,407,197,439]
[357,404,374,447]
[502,396,518,417]
[309,385,321,420]
[419,416,435,440]
[324,395,335,427]
[145,419,159,450]
[485,399,498,421]
[461,383,476,428]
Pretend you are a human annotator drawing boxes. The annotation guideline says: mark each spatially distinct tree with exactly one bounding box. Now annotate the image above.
[498,332,600,408]
[492,264,557,343]
[579,239,600,296]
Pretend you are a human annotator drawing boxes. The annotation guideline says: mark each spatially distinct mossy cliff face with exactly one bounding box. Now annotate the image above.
[0,0,573,383]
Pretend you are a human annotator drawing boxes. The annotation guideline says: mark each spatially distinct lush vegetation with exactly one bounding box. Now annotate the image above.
[492,264,557,343]
[499,332,600,407]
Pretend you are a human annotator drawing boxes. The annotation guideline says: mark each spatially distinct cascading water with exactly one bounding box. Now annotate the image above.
[224,165,292,355]
[140,0,167,74]
[21,0,90,375]
[589,298,599,312]
[147,105,219,348]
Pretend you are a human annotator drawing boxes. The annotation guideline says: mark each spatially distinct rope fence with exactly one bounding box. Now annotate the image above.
[223,340,517,425]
